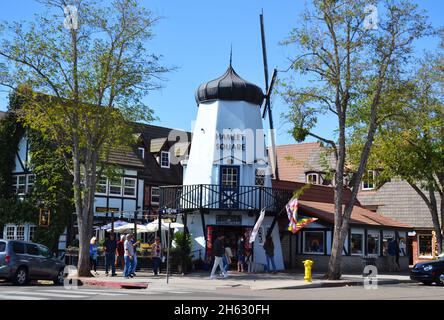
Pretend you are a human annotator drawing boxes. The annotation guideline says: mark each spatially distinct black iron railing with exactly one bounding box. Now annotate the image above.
[159,184,293,213]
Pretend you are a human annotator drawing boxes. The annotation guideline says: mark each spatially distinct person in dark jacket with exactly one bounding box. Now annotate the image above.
[210,234,228,279]
[263,235,276,273]
[104,233,117,276]
[388,239,400,272]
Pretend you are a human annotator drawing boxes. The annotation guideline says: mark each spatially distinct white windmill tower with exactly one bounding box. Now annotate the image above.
[171,11,284,270]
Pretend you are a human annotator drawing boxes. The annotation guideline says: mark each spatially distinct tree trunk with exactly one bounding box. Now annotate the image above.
[77,218,92,277]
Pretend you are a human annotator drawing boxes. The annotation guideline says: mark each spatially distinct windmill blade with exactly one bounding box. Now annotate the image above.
[262,68,278,119]
[259,11,280,180]
[260,10,269,119]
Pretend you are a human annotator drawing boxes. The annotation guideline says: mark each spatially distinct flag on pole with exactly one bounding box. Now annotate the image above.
[286,198,298,233]
[249,207,266,243]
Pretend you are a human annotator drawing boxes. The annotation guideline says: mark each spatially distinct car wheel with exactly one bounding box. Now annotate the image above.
[436,274,444,286]
[13,267,29,286]
[52,269,65,286]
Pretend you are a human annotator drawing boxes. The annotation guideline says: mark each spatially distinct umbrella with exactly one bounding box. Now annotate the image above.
[145,219,184,232]
[95,220,127,231]
[109,223,149,233]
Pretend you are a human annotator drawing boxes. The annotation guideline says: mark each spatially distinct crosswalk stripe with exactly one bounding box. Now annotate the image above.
[38,289,125,297]
[0,294,48,300]
[2,291,90,299]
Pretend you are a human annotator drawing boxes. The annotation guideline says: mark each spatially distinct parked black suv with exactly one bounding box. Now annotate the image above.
[0,239,66,285]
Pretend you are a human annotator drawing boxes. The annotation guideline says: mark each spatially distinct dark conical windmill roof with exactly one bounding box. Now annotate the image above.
[195,65,264,106]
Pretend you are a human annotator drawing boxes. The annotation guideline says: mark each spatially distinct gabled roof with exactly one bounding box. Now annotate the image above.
[150,138,167,153]
[136,123,191,185]
[298,200,412,229]
[275,142,328,183]
[272,179,355,205]
[105,147,145,169]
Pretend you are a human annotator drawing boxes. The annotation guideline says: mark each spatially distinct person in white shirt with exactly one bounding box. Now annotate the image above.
[123,234,135,278]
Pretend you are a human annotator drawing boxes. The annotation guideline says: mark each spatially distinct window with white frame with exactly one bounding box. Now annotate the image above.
[6,225,15,240]
[151,187,160,205]
[303,231,325,254]
[12,174,35,194]
[29,226,36,242]
[13,175,27,194]
[367,233,380,255]
[160,151,170,168]
[362,170,376,190]
[109,178,122,196]
[123,178,136,197]
[3,224,36,241]
[351,233,364,255]
[255,169,265,186]
[27,175,35,193]
[16,225,25,241]
[96,177,108,194]
[306,173,319,185]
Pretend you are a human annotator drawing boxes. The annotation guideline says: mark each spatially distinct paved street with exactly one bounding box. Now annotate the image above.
[0,281,443,300]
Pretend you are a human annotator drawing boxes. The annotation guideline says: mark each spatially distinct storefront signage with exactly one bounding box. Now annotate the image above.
[215,133,246,151]
[216,215,242,226]
[96,207,119,213]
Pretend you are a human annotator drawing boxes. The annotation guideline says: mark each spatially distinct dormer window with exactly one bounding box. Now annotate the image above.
[161,151,170,168]
[362,170,376,190]
[138,147,145,159]
[306,173,319,185]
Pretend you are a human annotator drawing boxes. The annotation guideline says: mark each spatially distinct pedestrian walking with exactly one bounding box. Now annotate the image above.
[152,236,162,276]
[123,234,135,278]
[237,236,245,272]
[210,234,228,279]
[130,237,140,277]
[115,234,126,271]
[264,235,276,273]
[104,233,117,276]
[223,241,233,272]
[388,238,400,272]
[90,236,99,275]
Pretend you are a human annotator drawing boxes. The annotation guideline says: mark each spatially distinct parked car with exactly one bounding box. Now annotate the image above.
[0,239,65,286]
[410,255,444,286]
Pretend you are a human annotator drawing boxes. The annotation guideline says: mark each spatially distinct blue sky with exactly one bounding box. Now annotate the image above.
[0,0,442,145]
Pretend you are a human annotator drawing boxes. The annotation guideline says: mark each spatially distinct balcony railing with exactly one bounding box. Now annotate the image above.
[159,184,293,213]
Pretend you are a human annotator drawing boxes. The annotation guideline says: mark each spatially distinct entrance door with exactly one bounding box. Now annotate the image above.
[219,166,240,209]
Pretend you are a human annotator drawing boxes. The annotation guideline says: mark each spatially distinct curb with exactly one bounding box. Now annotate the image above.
[77,278,149,289]
[269,279,415,290]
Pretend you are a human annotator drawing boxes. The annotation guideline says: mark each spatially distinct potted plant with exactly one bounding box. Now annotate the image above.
[171,231,192,275]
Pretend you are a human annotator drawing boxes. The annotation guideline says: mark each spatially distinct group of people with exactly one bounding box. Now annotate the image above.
[89,234,163,278]
[210,234,277,279]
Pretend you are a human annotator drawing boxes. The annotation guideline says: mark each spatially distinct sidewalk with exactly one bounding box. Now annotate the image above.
[76,270,414,291]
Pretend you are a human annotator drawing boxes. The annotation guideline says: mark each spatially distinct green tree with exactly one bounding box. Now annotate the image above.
[0,91,74,253]
[280,0,431,279]
[0,0,170,276]
[350,52,443,253]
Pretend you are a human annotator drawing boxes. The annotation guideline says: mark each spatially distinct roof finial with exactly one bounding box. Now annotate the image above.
[229,44,233,67]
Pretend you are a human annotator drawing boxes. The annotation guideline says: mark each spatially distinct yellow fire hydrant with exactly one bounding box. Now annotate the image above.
[303,260,314,283]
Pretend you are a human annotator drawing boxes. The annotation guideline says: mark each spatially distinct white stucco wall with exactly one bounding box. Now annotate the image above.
[184,100,270,187]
